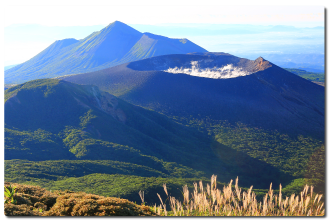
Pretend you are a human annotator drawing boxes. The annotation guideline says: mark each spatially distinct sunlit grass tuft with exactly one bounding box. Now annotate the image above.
[152,175,324,216]
[5,176,324,216]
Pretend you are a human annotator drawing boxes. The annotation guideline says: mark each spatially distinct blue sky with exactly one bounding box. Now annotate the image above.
[2,1,326,67]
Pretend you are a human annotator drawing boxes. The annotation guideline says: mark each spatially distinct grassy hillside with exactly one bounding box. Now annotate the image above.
[284,68,324,84]
[179,117,325,193]
[5,80,219,171]
[5,117,323,203]
[4,78,324,206]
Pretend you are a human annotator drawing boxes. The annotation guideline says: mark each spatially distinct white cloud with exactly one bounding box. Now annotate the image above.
[164,61,252,79]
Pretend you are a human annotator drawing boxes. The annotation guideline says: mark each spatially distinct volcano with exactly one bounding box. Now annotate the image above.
[5,21,207,84]
[61,52,324,140]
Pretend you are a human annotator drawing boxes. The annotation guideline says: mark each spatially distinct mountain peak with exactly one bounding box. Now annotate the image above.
[105,20,135,30]
[253,57,272,72]
[101,21,141,37]
[256,56,266,61]
[112,20,125,25]
[5,21,208,84]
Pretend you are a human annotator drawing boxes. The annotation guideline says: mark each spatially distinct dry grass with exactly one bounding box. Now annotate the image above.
[5,175,325,216]
[4,182,155,216]
[153,175,325,216]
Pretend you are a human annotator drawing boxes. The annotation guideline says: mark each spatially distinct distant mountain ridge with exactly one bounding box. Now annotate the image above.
[5,21,207,84]
[4,64,18,71]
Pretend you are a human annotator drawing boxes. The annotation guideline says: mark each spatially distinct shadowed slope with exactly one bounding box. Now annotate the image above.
[5,79,293,189]
[62,53,324,140]
[4,79,223,176]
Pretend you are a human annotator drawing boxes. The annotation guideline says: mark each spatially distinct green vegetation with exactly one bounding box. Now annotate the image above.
[212,122,322,177]
[4,182,155,216]
[4,185,17,204]
[5,117,323,204]
[167,117,324,193]
[5,160,210,205]
[4,79,324,209]
[5,176,324,216]
[285,68,324,83]
[5,78,60,102]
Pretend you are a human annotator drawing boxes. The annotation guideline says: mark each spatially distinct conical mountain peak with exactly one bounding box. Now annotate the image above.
[253,56,272,72]
[111,20,128,26]
[102,21,141,35]
[109,20,126,26]
[5,21,207,84]
[255,56,267,62]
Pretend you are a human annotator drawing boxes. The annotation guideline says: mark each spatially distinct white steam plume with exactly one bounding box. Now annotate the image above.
[164,61,252,79]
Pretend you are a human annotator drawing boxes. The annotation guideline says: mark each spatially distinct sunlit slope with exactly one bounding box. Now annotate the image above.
[62,53,324,141]
[5,21,207,84]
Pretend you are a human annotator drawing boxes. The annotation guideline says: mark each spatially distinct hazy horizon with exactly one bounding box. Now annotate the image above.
[4,6,325,66]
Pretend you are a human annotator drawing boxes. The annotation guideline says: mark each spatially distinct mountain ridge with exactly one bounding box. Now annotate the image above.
[4,78,219,170]
[5,21,207,84]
